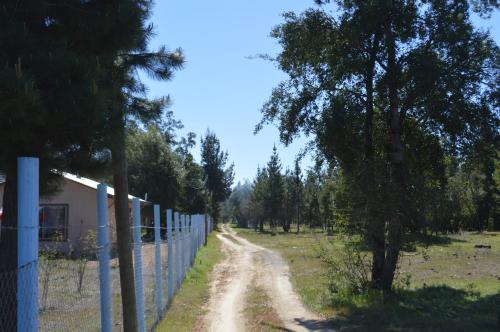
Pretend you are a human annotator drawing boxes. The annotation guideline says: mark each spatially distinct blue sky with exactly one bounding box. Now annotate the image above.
[141,1,499,185]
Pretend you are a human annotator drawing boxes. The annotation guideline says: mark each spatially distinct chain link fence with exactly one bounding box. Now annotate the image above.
[0,211,211,332]
[33,212,209,332]
[1,160,212,331]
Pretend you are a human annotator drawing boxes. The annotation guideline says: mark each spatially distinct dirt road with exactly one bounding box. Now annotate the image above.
[202,225,332,332]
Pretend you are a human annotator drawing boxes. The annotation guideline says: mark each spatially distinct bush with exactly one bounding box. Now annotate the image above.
[319,238,371,298]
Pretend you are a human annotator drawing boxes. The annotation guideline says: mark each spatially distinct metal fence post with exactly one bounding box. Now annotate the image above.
[182,214,186,280]
[166,209,174,305]
[203,215,206,246]
[182,214,189,279]
[198,216,201,249]
[17,157,39,332]
[197,215,201,251]
[97,184,112,332]
[133,198,145,332]
[179,214,184,281]
[187,216,191,268]
[154,204,163,318]
[174,212,180,290]
[190,216,195,266]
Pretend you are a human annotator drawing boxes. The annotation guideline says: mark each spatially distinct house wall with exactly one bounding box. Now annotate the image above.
[0,178,148,255]
[0,180,118,254]
[41,179,100,254]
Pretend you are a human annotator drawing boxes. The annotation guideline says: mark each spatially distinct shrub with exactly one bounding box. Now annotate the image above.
[318,238,371,297]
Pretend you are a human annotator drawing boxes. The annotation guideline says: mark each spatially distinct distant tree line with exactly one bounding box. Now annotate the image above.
[225,147,499,234]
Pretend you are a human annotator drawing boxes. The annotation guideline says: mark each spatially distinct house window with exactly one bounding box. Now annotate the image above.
[39,205,68,241]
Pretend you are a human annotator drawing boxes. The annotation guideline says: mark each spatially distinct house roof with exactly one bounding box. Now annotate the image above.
[0,172,148,204]
[62,173,149,203]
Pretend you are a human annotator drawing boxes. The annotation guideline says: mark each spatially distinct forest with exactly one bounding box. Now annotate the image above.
[0,0,498,330]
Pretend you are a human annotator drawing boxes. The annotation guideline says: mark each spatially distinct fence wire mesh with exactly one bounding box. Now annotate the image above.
[38,251,101,332]
[160,241,169,313]
[0,261,39,331]
[0,213,209,332]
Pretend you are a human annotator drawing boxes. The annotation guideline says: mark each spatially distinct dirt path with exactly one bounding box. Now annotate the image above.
[202,225,332,332]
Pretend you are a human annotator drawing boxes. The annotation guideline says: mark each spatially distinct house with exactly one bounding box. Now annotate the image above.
[0,172,150,255]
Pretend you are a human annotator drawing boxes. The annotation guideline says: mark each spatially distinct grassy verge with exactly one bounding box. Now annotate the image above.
[156,232,224,332]
[233,225,500,331]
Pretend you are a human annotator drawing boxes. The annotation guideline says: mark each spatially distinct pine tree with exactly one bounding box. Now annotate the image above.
[180,154,208,215]
[292,158,304,232]
[201,130,234,224]
[252,167,269,232]
[266,146,284,231]
[0,2,119,326]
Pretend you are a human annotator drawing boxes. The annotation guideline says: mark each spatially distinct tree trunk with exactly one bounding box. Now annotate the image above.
[0,158,18,331]
[111,122,138,332]
[381,25,405,291]
[365,33,385,289]
[296,205,300,233]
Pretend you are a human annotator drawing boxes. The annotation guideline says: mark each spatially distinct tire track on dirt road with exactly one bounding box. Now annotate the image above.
[202,225,332,332]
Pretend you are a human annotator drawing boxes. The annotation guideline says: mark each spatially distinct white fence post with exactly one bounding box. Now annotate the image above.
[133,198,145,332]
[179,214,184,281]
[17,157,39,332]
[203,215,207,246]
[166,209,174,304]
[154,204,163,318]
[190,216,195,266]
[197,215,201,251]
[183,215,187,278]
[198,214,203,250]
[97,184,112,332]
[174,212,180,290]
[188,216,192,265]
[182,214,186,280]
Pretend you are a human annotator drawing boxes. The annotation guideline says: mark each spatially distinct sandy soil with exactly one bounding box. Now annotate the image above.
[202,225,332,332]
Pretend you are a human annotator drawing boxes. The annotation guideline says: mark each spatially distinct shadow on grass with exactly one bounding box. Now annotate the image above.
[401,234,467,252]
[294,318,335,331]
[327,286,500,332]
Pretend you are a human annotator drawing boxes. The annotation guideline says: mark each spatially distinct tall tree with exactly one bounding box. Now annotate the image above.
[251,167,269,232]
[200,130,234,224]
[179,154,208,215]
[0,2,115,327]
[79,1,184,329]
[292,158,304,232]
[266,146,285,231]
[260,0,498,290]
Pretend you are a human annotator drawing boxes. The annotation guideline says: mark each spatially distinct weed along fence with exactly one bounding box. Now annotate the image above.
[0,157,213,332]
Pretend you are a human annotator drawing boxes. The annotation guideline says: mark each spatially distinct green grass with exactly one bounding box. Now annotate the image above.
[244,275,287,331]
[156,232,224,332]
[233,225,500,332]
